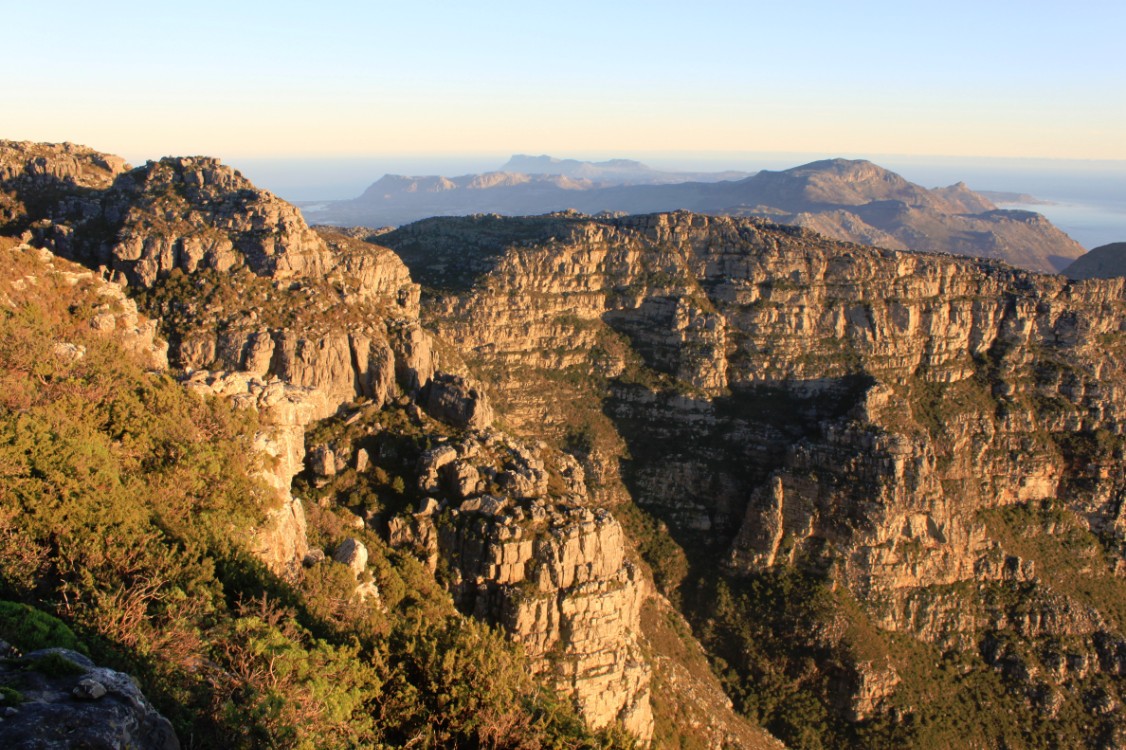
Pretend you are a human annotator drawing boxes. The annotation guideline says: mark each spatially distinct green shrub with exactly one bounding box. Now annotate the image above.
[0,601,87,654]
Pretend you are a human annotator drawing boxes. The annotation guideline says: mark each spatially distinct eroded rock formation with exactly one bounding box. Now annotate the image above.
[12,137,1123,747]
[382,210,1126,745]
[388,431,653,739]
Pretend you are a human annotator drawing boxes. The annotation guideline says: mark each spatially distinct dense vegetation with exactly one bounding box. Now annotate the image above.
[0,244,631,748]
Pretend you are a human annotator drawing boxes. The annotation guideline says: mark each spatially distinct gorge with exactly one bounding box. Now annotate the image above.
[1,139,1124,750]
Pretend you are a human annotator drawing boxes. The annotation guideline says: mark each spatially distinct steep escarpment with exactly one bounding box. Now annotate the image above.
[10,136,1122,749]
[323,419,656,738]
[0,143,675,746]
[1,148,649,749]
[112,164,657,743]
[381,211,1126,749]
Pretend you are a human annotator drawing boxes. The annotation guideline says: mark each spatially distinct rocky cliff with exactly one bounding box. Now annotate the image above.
[10,137,1124,748]
[0,143,677,745]
[385,430,654,738]
[380,210,1126,748]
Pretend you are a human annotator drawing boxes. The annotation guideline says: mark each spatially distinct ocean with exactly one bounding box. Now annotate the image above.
[234,153,1125,251]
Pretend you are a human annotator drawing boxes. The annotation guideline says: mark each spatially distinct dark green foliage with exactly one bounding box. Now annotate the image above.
[695,569,842,750]
[0,601,87,654]
[614,503,689,603]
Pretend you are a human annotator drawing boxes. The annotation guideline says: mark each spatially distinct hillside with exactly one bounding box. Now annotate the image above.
[0,139,778,749]
[304,156,1085,273]
[1063,242,1126,279]
[4,138,1126,749]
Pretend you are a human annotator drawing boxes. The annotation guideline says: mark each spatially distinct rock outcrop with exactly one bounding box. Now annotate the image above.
[17,138,1124,746]
[0,648,179,750]
[421,373,495,430]
[180,371,337,578]
[386,430,655,741]
[0,140,128,235]
[1,239,168,370]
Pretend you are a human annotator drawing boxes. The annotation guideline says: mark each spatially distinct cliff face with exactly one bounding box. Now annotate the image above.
[386,431,654,739]
[382,211,1126,746]
[1,144,669,743]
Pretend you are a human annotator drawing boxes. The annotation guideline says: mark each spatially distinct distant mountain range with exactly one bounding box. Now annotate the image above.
[499,154,752,184]
[301,156,1086,273]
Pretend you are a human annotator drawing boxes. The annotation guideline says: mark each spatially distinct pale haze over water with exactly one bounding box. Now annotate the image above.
[234,154,1126,253]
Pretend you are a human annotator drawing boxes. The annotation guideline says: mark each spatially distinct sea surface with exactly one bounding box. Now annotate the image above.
[235,153,1125,251]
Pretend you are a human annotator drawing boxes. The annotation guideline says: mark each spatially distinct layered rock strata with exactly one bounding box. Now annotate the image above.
[1,143,662,741]
[380,210,1126,740]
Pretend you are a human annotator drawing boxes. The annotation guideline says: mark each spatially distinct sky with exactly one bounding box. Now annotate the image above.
[5,1,1125,164]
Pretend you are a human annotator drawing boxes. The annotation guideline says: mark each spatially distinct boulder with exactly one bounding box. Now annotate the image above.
[333,538,368,578]
[0,648,179,749]
[421,373,494,430]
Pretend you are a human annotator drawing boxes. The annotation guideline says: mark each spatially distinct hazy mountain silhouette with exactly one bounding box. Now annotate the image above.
[302,156,1085,273]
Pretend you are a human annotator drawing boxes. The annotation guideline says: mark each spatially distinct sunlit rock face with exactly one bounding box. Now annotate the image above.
[382,210,1126,736]
[10,137,1123,746]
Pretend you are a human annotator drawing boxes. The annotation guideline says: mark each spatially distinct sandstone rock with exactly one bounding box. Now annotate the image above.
[96,156,332,287]
[334,537,369,578]
[353,580,381,604]
[419,443,458,472]
[250,496,309,581]
[422,373,494,430]
[461,494,508,516]
[309,445,336,479]
[421,499,653,741]
[380,210,1126,739]
[417,497,441,516]
[72,677,107,700]
[443,460,481,500]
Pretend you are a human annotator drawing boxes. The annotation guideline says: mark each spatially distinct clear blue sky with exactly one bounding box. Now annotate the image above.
[6,0,1124,162]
